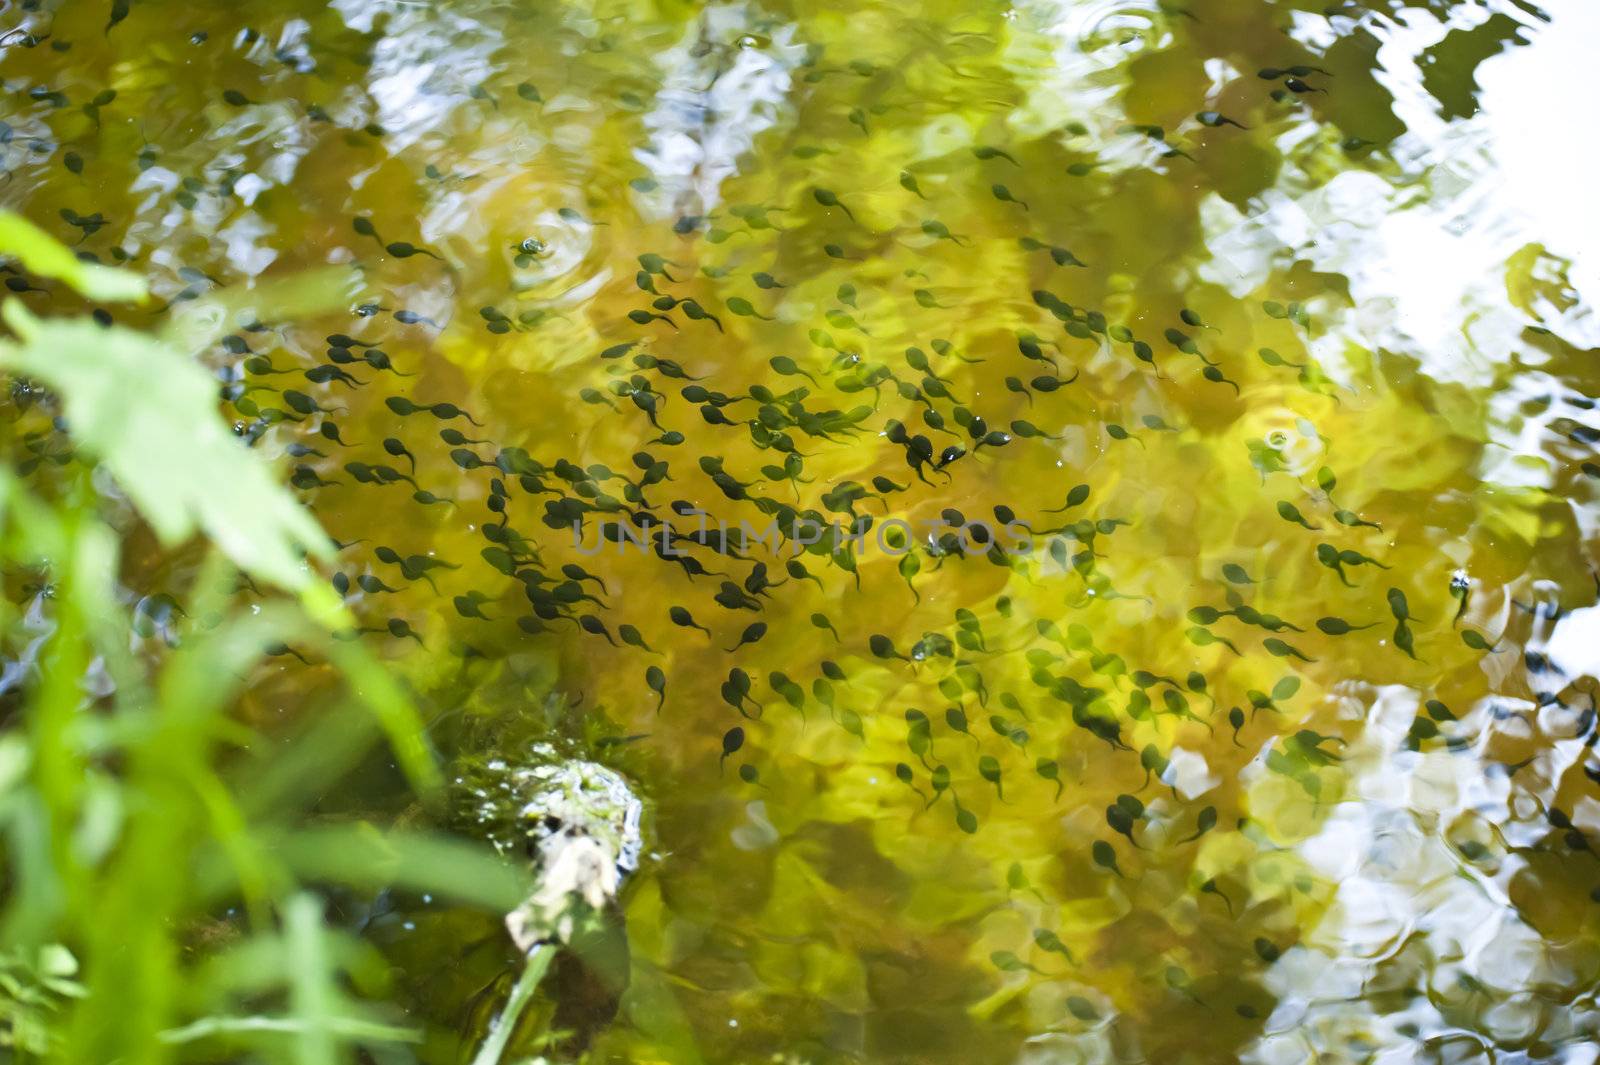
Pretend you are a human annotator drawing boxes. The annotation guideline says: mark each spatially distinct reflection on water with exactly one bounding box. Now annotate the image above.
[5,0,1600,1060]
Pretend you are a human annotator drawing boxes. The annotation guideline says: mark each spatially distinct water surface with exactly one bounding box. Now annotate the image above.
[5,0,1600,1061]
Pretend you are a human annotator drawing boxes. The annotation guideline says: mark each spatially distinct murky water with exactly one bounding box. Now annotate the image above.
[6,0,1600,1060]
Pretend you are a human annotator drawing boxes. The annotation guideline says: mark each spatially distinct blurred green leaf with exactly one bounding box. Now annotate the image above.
[284,893,339,1065]
[159,1014,420,1047]
[319,640,442,798]
[271,826,530,914]
[159,267,362,354]
[0,301,334,599]
[0,210,147,303]
[156,1010,416,1042]
[0,944,86,1053]
[171,894,422,1060]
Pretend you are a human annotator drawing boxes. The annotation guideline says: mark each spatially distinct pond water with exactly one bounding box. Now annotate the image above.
[5,0,1600,1061]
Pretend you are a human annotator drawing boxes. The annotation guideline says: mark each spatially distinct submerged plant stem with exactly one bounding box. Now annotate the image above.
[469,944,555,1065]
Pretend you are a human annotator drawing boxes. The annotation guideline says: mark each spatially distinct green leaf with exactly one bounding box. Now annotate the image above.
[283,893,339,1065]
[159,1015,421,1047]
[0,210,147,302]
[0,301,333,597]
[271,826,530,914]
[158,266,361,354]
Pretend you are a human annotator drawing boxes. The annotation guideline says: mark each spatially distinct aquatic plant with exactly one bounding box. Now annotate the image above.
[0,214,528,1063]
